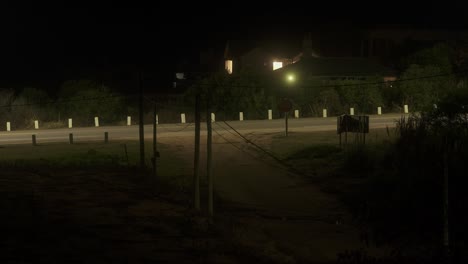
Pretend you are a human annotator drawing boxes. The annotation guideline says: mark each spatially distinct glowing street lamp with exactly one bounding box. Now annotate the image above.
[287,74,295,82]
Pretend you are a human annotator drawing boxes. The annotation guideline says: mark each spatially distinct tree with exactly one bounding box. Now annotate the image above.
[397,42,457,111]
[310,88,342,116]
[57,80,125,126]
[10,87,54,128]
[0,89,15,124]
[184,69,272,120]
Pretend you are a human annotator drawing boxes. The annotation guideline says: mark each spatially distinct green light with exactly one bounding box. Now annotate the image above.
[287,74,295,82]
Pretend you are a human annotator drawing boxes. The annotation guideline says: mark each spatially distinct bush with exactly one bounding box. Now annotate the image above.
[341,101,468,260]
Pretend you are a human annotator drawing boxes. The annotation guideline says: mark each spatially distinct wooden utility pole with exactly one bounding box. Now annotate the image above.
[138,71,145,168]
[206,95,213,217]
[193,92,201,211]
[152,99,158,178]
[443,144,450,260]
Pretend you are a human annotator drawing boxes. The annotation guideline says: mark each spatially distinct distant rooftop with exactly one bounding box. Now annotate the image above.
[276,57,397,77]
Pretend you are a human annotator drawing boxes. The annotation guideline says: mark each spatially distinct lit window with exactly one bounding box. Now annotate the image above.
[176,73,185,79]
[225,60,233,74]
[273,61,283,70]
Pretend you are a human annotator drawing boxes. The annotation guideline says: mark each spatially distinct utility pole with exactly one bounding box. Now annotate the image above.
[152,99,158,178]
[138,71,145,168]
[138,70,145,168]
[206,94,213,217]
[443,143,450,261]
[193,92,201,211]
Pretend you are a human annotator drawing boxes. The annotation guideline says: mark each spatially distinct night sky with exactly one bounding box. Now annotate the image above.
[2,2,468,93]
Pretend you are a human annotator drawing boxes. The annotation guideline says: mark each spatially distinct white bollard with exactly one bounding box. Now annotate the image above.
[6,122,11,131]
[68,118,72,128]
[268,109,272,120]
[127,116,131,126]
[350,108,355,116]
[377,106,382,115]
[294,110,299,118]
[95,117,99,127]
[181,113,186,124]
[323,109,327,118]
[34,120,39,129]
[211,113,215,122]
[239,112,244,121]
[404,104,409,114]
[156,114,159,125]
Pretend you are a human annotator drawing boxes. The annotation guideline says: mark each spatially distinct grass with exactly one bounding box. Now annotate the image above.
[0,140,251,263]
[0,128,416,262]
[269,127,396,157]
[0,141,145,163]
[265,128,396,183]
[0,140,194,195]
[266,125,468,261]
[1,141,171,168]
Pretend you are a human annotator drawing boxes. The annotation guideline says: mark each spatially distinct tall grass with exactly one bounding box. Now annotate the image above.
[342,111,468,261]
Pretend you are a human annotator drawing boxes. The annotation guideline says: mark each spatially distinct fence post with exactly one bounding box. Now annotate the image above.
[6,122,11,131]
[268,109,272,120]
[68,118,72,128]
[377,107,382,115]
[350,108,355,116]
[181,113,186,124]
[34,120,39,129]
[294,110,299,118]
[404,104,409,114]
[104,132,108,143]
[94,117,99,127]
[127,116,131,126]
[323,109,327,118]
[32,135,37,146]
[69,133,74,144]
[239,112,244,121]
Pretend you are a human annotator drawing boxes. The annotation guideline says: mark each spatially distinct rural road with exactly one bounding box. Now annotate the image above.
[0,114,404,145]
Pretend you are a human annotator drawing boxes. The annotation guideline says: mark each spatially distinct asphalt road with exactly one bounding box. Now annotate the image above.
[0,114,405,145]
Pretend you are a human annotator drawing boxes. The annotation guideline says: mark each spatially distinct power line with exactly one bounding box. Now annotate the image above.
[211,124,287,171]
[0,93,138,108]
[220,120,308,176]
[158,123,194,132]
[0,92,184,109]
[177,69,466,90]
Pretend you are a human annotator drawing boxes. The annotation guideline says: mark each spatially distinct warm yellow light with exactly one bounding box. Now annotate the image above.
[225,60,233,74]
[287,74,295,82]
[273,61,283,70]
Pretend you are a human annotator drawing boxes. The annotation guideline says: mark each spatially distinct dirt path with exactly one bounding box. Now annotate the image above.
[160,132,385,263]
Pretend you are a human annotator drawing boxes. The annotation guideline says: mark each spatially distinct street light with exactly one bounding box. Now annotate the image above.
[282,73,295,137]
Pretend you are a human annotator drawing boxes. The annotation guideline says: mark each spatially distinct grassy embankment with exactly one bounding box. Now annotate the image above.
[267,126,467,263]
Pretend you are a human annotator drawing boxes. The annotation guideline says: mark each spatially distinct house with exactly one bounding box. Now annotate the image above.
[268,32,398,101]
[273,56,397,81]
[172,31,398,94]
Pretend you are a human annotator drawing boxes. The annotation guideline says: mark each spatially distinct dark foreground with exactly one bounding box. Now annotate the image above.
[0,167,247,264]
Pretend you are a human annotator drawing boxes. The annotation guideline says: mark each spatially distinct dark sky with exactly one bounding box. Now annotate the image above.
[1,1,468,93]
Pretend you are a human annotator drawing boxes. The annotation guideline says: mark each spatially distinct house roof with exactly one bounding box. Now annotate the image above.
[275,57,397,77]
